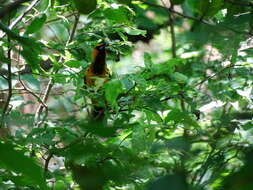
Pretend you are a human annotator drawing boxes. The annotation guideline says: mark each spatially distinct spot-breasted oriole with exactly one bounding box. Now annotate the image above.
[84,43,111,120]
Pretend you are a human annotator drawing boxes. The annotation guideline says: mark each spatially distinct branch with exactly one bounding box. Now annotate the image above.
[1,38,12,128]
[0,68,8,80]
[169,7,176,58]
[18,73,48,119]
[34,13,80,127]
[7,0,40,33]
[226,0,253,7]
[67,13,80,44]
[44,152,53,176]
[1,1,73,39]
[117,81,136,100]
[0,0,32,19]
[138,0,252,36]
[196,64,243,87]
[160,0,176,58]
[45,12,77,24]
[191,148,215,186]
[61,132,89,151]
[34,78,54,127]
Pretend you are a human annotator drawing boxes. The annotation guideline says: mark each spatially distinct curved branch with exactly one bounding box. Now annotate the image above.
[34,13,80,127]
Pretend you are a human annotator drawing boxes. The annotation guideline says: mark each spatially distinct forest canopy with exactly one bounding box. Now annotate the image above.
[0,0,253,190]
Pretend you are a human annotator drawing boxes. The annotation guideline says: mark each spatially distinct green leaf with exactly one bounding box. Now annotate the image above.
[187,0,210,15]
[188,0,223,17]
[0,47,9,63]
[37,0,50,12]
[0,141,48,190]
[171,0,185,5]
[104,5,133,24]
[55,180,67,190]
[0,23,43,72]
[144,52,153,69]
[64,60,83,68]
[73,0,97,14]
[124,27,146,36]
[208,0,224,17]
[241,122,253,131]
[170,72,188,83]
[166,136,190,152]
[165,109,199,128]
[165,109,183,123]
[144,109,162,123]
[132,125,148,152]
[20,45,42,73]
[0,76,8,89]
[26,14,47,34]
[116,0,132,5]
[105,79,124,110]
[49,55,62,70]
[147,174,188,190]
[152,58,182,75]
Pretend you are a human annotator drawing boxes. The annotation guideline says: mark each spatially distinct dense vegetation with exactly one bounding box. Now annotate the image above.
[0,0,253,189]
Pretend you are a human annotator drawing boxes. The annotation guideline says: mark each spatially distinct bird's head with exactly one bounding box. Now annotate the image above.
[92,42,108,61]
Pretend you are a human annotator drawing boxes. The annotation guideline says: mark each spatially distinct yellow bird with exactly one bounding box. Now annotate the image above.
[84,43,111,120]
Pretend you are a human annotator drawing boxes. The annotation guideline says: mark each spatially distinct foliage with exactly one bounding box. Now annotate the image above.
[0,0,253,189]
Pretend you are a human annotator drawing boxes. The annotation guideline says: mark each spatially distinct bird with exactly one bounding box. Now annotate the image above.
[84,43,111,120]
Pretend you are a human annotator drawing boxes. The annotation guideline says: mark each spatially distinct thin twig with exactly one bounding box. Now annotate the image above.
[169,7,176,58]
[226,0,253,7]
[9,0,39,29]
[44,152,53,176]
[34,13,80,127]
[68,13,80,43]
[61,132,89,151]
[196,64,242,86]
[0,74,8,80]
[0,88,64,96]
[1,19,12,128]
[34,79,54,127]
[16,12,77,32]
[117,81,136,100]
[45,12,77,24]
[138,0,208,23]
[138,0,252,36]
[67,13,80,42]
[19,74,48,117]
[161,0,176,58]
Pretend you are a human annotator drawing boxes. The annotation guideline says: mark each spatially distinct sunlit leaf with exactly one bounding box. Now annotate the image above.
[25,14,47,34]
[105,79,124,110]
[0,141,48,190]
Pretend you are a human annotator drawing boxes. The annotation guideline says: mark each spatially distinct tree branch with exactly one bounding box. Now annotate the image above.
[138,0,252,36]
[169,7,176,58]
[19,74,48,119]
[1,37,12,128]
[196,64,243,87]
[0,0,32,19]
[160,0,176,58]
[34,78,54,127]
[34,13,80,127]
[44,152,53,176]
[226,0,253,7]
[11,0,39,28]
